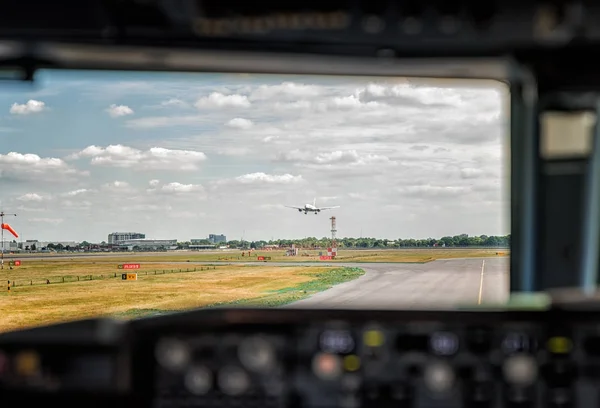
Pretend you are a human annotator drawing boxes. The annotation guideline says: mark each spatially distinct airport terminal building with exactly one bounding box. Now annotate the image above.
[108,232,146,244]
[118,239,178,251]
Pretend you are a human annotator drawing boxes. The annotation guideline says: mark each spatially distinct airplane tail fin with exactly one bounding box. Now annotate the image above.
[313,197,316,207]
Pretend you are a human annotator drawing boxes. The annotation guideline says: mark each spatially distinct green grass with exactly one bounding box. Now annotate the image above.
[204,266,365,308]
[116,267,365,319]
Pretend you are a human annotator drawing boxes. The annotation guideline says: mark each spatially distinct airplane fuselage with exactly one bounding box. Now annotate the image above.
[286,198,338,214]
[299,204,320,214]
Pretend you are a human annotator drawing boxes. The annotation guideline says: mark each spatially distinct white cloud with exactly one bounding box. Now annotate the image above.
[275,149,394,167]
[62,188,93,197]
[106,104,134,117]
[249,82,323,101]
[161,98,189,108]
[0,152,84,182]
[149,179,160,187]
[225,118,253,129]
[159,182,203,193]
[68,144,207,171]
[10,100,46,115]
[16,193,46,202]
[147,181,205,195]
[236,172,303,184]
[194,92,250,109]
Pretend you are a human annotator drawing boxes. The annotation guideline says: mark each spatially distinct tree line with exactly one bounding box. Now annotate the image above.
[20,233,509,251]
[177,234,510,250]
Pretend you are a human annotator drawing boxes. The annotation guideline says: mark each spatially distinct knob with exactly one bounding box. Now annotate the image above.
[184,365,213,395]
[218,366,250,396]
[155,338,190,372]
[503,354,538,386]
[238,335,276,373]
[423,361,455,394]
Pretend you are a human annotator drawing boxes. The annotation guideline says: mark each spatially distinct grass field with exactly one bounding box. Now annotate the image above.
[0,260,364,333]
[6,247,509,264]
[0,248,508,333]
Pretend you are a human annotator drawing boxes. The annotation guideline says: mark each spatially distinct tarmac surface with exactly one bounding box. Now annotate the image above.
[288,257,509,309]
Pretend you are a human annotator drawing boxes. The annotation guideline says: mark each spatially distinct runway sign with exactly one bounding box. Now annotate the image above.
[121,273,138,281]
[320,256,332,260]
[257,256,272,261]
[118,263,140,270]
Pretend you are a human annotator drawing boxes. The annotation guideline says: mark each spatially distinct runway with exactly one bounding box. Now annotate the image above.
[288,257,509,309]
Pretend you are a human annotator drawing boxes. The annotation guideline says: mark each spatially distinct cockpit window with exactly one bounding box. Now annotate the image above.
[0,71,509,332]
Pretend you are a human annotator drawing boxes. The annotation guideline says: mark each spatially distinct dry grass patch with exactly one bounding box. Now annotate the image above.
[0,265,338,333]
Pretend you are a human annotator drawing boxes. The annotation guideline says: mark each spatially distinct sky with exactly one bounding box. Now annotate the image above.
[0,70,509,243]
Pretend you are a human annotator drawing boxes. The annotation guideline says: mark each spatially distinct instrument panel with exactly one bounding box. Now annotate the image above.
[3,308,600,407]
[2,0,600,53]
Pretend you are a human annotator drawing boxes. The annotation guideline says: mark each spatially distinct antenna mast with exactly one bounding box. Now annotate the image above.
[330,216,337,258]
[0,210,17,270]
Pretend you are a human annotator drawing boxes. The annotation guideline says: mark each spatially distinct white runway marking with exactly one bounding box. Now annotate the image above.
[478,259,486,305]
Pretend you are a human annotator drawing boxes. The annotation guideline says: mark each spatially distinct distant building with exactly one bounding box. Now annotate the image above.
[108,232,145,244]
[0,240,19,252]
[118,239,177,250]
[208,234,227,244]
[189,244,216,250]
[36,241,79,249]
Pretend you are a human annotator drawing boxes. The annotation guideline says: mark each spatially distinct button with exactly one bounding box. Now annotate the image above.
[430,332,459,356]
[503,354,538,386]
[547,337,572,355]
[238,335,276,373]
[423,361,455,394]
[343,355,361,372]
[363,330,384,348]
[502,333,534,354]
[217,366,250,396]
[15,351,40,377]
[312,352,342,380]
[184,365,213,395]
[155,338,190,372]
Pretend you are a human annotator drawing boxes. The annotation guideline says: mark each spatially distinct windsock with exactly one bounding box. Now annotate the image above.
[1,223,18,238]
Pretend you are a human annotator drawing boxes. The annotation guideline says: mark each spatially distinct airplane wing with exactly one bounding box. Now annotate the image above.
[285,206,305,210]
[317,206,340,210]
